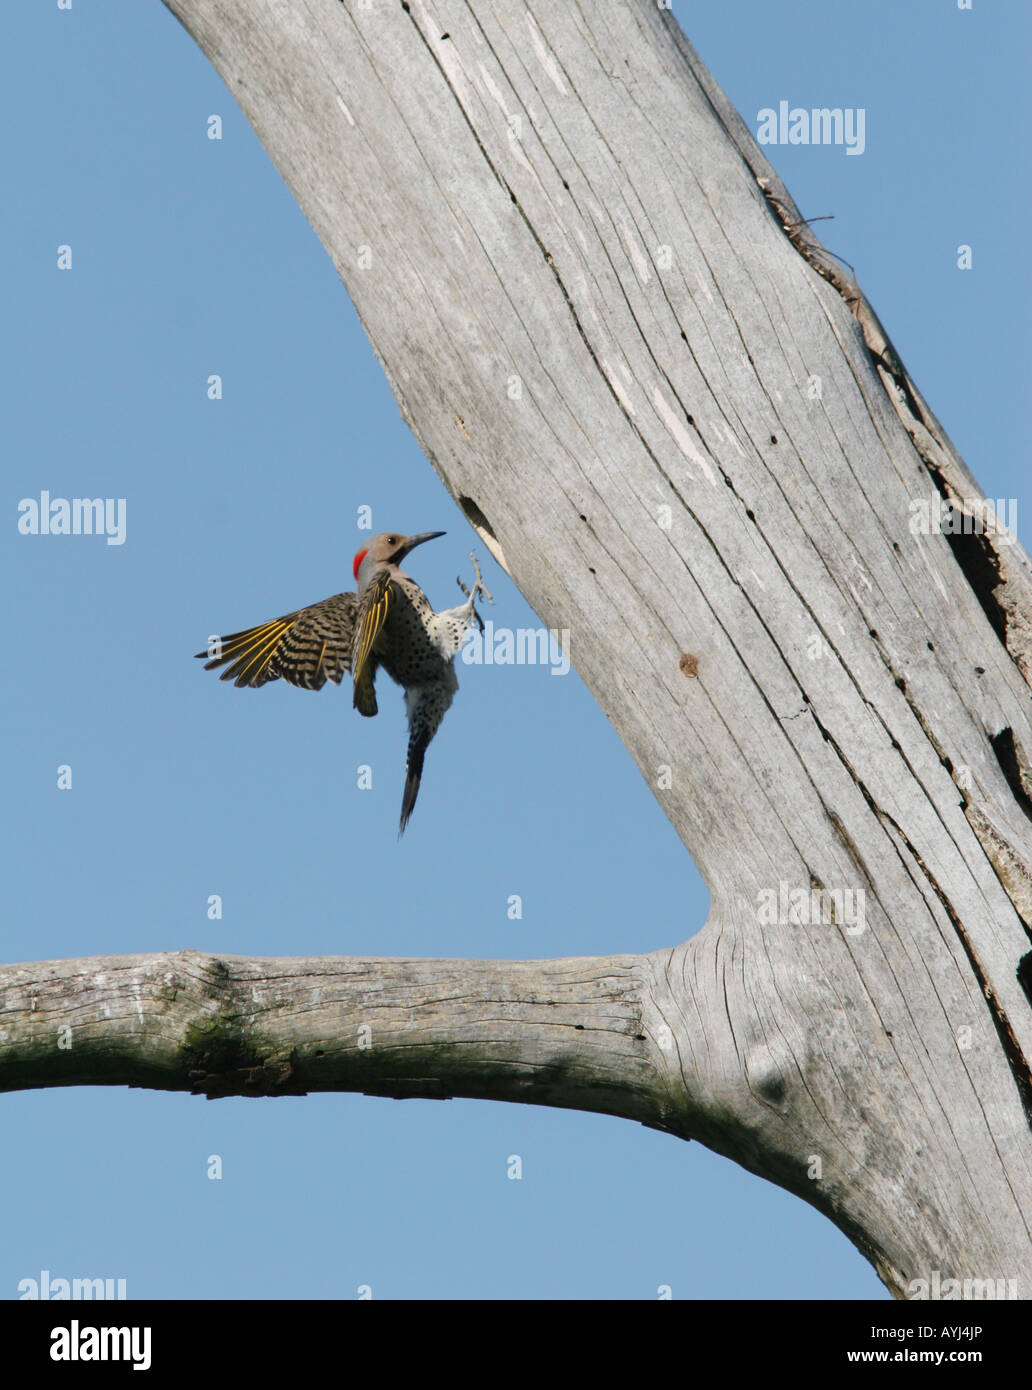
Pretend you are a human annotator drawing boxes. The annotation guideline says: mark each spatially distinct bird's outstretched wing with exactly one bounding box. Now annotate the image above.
[195,592,359,690]
[351,570,393,717]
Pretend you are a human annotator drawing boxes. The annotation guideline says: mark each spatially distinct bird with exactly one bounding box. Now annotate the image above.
[195,531,491,833]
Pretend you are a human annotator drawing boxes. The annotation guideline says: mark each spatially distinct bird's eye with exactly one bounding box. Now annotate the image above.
[387,536,397,543]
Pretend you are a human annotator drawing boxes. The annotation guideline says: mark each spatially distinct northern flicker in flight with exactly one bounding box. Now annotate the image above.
[195,532,491,833]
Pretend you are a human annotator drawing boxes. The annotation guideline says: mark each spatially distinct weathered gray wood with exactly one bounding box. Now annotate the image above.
[6,1,1031,1297]
[0,951,661,1120]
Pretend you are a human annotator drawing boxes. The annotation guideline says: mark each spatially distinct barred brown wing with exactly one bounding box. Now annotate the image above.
[195,592,359,690]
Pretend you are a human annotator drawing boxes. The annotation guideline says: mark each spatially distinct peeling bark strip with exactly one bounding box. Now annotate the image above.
[18,0,1029,1294]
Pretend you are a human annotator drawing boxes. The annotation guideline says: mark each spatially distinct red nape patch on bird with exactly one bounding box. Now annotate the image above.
[352,548,369,580]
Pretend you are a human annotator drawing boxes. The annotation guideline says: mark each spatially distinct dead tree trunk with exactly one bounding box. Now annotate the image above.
[4,1,1032,1298]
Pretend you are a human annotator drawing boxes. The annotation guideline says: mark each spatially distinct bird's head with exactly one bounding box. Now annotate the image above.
[352,530,445,581]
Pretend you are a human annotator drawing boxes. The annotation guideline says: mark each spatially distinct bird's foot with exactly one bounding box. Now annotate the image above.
[457,551,493,633]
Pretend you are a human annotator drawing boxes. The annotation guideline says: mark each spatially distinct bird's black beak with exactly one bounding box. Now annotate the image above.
[398,531,445,560]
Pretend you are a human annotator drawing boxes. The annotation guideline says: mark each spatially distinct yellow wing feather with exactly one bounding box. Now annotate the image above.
[352,573,392,716]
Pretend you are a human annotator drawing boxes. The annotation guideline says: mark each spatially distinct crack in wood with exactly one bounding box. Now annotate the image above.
[879,810,1032,1129]
[990,728,1032,824]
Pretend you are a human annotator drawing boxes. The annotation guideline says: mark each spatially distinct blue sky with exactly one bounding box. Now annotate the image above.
[2,1,1026,1299]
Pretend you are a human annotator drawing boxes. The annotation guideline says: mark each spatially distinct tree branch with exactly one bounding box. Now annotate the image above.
[0,951,668,1124]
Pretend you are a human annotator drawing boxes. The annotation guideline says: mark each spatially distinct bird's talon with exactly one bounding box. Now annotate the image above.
[468,550,494,605]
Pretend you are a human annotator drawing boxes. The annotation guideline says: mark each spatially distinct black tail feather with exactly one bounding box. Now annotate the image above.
[399,739,428,836]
